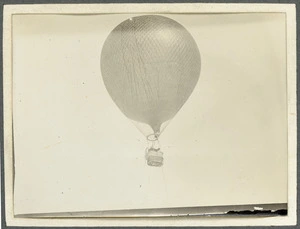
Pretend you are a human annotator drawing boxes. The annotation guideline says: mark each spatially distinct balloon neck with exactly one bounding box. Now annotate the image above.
[150,123,162,136]
[145,133,163,167]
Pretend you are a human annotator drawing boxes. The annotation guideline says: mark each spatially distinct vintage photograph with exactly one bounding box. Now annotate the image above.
[2,3,297,227]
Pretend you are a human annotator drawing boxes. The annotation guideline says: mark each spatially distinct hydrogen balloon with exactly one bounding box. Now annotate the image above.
[101,15,201,166]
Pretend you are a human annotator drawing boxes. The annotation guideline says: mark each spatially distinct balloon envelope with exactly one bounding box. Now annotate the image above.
[101,15,201,134]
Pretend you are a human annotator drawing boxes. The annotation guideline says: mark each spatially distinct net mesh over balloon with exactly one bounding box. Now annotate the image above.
[101,15,201,166]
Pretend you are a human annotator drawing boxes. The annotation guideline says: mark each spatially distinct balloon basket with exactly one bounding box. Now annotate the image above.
[145,133,163,167]
[145,147,163,167]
